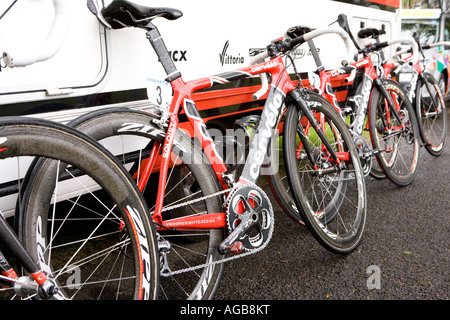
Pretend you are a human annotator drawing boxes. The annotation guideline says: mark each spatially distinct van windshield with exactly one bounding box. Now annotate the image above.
[401,19,440,45]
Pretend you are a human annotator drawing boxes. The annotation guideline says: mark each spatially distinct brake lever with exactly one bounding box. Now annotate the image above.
[87,0,112,29]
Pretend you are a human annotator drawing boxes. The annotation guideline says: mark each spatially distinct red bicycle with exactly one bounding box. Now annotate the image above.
[332,18,445,175]
[42,0,366,299]
[289,15,421,187]
[388,34,447,157]
[269,18,421,228]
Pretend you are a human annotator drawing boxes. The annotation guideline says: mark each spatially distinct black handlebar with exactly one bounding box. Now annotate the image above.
[267,13,390,58]
[360,41,389,55]
[357,27,385,40]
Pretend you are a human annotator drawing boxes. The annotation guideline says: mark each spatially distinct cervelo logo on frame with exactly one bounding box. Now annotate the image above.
[251,61,278,73]
[163,121,177,159]
[355,58,370,68]
[352,74,372,134]
[250,86,284,180]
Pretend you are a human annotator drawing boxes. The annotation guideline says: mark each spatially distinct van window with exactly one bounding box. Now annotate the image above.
[402,19,440,44]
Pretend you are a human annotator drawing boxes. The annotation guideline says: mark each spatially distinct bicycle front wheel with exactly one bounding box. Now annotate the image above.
[369,79,421,186]
[1,117,159,300]
[283,91,367,254]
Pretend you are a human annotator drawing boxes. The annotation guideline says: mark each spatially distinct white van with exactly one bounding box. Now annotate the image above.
[0,0,401,217]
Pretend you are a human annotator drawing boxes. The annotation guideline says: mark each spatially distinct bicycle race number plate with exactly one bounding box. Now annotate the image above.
[146,77,173,107]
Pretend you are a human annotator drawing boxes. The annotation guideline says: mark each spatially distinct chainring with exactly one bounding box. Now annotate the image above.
[354,135,372,176]
[225,184,274,251]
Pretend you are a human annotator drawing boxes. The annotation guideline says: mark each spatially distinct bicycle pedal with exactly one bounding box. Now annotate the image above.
[229,242,244,254]
[219,241,244,255]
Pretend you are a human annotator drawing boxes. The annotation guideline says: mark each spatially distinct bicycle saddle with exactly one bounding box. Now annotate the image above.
[287,25,314,38]
[101,0,183,29]
[357,28,382,39]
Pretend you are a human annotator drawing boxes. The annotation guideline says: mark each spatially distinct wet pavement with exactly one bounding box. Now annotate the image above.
[214,108,449,301]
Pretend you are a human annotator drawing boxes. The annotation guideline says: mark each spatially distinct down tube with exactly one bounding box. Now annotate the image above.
[239,85,285,185]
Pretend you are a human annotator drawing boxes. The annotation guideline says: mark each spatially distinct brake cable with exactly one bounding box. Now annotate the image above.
[0,0,18,20]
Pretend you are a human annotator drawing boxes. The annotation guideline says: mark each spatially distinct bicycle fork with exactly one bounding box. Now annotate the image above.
[375,78,407,131]
[0,215,57,298]
[290,89,343,173]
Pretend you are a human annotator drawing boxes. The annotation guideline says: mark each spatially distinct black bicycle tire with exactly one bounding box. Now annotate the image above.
[283,91,367,254]
[65,107,225,300]
[268,93,349,225]
[266,140,304,224]
[0,116,159,300]
[369,79,421,186]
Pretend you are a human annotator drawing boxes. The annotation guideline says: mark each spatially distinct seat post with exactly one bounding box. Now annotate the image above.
[144,22,181,82]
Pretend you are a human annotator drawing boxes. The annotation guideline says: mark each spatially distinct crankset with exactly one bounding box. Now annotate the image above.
[353,135,372,176]
[219,184,274,255]
[400,110,415,145]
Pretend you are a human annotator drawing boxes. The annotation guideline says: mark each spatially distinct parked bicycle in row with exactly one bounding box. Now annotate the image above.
[72,0,367,299]
[271,13,446,224]
[0,0,446,300]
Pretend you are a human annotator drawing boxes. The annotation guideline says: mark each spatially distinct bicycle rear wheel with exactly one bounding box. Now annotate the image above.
[63,107,226,300]
[266,120,304,224]
[0,117,159,300]
[415,72,447,156]
[369,79,421,186]
[283,91,367,254]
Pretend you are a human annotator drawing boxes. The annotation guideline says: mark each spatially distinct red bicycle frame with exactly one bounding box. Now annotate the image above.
[309,48,405,137]
[96,15,347,233]
[148,55,296,230]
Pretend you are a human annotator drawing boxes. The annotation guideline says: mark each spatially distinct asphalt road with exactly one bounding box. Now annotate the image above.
[214,107,449,301]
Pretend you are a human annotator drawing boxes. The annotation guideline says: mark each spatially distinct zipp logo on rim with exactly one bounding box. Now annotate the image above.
[306,100,323,108]
[195,256,215,299]
[118,123,165,138]
[125,205,153,300]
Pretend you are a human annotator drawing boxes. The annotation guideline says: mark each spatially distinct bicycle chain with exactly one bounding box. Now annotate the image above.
[162,236,269,277]
[156,184,273,277]
[158,188,230,213]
